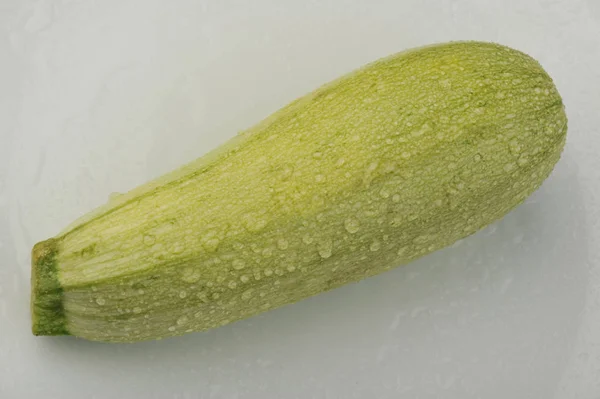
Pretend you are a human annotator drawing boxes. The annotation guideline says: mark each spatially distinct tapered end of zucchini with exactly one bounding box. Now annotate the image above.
[31,238,69,337]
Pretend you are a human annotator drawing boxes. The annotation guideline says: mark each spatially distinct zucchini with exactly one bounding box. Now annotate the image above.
[31,41,567,343]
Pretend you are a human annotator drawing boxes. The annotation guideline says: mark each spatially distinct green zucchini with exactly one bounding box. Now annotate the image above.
[31,41,567,343]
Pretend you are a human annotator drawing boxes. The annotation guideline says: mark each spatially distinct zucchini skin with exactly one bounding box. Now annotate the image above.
[31,41,567,343]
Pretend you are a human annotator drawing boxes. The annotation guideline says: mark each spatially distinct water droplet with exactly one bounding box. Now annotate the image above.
[168,326,176,332]
[503,163,516,172]
[517,156,529,166]
[264,268,274,277]
[243,214,268,232]
[262,248,273,258]
[434,199,443,207]
[228,281,238,289]
[232,259,246,270]
[401,151,411,159]
[181,267,201,283]
[212,293,220,300]
[440,79,452,89]
[275,269,284,276]
[336,158,346,167]
[344,218,360,234]
[509,140,522,155]
[286,265,296,272]
[170,242,185,254]
[179,291,187,299]
[200,231,220,253]
[370,241,381,252]
[313,151,323,159]
[253,269,262,280]
[95,298,106,306]
[216,318,229,327]
[302,234,314,245]
[474,153,482,162]
[413,235,434,245]
[176,315,189,326]
[397,246,408,256]
[317,239,333,259]
[392,194,401,203]
[280,164,294,180]
[91,286,98,292]
[277,238,289,250]
[143,235,156,246]
[196,292,208,302]
[240,275,250,283]
[315,174,325,183]
[133,307,142,314]
[366,161,379,173]
[380,189,390,198]
[241,289,255,300]
[411,122,431,137]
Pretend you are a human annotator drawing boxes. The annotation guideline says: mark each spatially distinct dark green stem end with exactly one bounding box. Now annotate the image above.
[31,238,69,336]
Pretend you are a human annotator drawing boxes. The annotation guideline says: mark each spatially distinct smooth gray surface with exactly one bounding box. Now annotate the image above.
[1,1,599,398]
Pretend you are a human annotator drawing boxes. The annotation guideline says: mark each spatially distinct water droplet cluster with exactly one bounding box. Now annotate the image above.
[54,42,566,342]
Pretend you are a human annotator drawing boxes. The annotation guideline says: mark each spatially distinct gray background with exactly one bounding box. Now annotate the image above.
[1,0,599,398]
